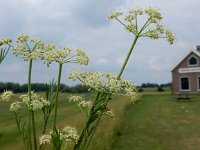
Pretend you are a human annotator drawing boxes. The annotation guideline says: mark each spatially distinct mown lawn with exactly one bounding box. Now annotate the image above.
[110,93,200,150]
[1,90,200,150]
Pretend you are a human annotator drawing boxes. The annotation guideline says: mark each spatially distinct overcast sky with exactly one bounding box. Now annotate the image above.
[0,0,200,86]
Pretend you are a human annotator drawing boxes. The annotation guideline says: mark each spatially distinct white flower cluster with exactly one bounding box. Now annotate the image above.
[69,71,138,102]
[0,38,12,46]
[39,134,52,145]
[108,8,175,44]
[13,34,44,61]
[9,91,50,112]
[69,95,84,102]
[107,10,123,19]
[41,46,89,66]
[10,101,22,112]
[19,91,50,111]
[68,95,92,109]
[62,126,79,144]
[76,48,89,65]
[42,46,71,65]
[39,126,79,146]
[0,90,14,102]
[10,34,90,64]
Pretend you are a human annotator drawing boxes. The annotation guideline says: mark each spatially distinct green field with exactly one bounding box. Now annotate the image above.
[1,89,200,150]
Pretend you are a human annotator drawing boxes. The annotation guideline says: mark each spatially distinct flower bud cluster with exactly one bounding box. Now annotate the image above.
[19,91,50,111]
[9,91,50,112]
[41,46,89,66]
[42,46,72,65]
[76,48,89,65]
[69,71,138,102]
[10,101,22,112]
[13,34,43,61]
[69,95,92,109]
[0,38,12,46]
[10,34,90,64]
[39,126,79,146]
[107,10,123,19]
[39,134,51,145]
[0,90,14,102]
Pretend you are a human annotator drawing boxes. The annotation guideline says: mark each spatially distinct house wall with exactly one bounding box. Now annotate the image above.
[172,52,200,94]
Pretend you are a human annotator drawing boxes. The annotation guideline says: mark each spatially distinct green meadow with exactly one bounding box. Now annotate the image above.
[1,89,200,150]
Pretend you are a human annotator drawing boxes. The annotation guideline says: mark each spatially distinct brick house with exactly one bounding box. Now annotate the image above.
[172,46,200,94]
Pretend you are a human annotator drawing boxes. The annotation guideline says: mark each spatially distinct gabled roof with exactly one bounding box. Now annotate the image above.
[171,49,200,72]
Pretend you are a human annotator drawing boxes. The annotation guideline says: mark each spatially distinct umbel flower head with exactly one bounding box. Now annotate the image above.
[0,38,12,46]
[0,90,14,102]
[13,34,44,61]
[19,91,50,111]
[69,70,138,102]
[8,34,89,64]
[41,45,89,66]
[108,7,175,44]
[68,95,92,110]
[9,91,50,112]
[39,126,79,147]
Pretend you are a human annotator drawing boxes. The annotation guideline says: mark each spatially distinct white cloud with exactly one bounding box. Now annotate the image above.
[0,62,26,73]
[148,56,173,72]
[116,57,125,65]
[96,58,109,65]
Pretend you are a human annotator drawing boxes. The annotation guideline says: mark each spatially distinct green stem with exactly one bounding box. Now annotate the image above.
[53,63,63,128]
[73,93,101,150]
[28,59,37,150]
[84,95,111,150]
[117,35,139,79]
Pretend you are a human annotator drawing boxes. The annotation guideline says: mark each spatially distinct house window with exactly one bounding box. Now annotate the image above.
[189,56,197,65]
[180,77,190,90]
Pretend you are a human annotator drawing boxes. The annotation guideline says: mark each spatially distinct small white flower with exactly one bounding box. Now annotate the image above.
[10,101,22,112]
[69,95,83,102]
[62,126,79,144]
[0,90,14,102]
[108,10,123,19]
[19,91,50,111]
[39,134,52,145]
[76,48,89,65]
[78,100,92,109]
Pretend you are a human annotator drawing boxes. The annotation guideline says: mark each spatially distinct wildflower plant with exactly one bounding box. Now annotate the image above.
[69,7,175,150]
[0,34,89,150]
[0,7,175,150]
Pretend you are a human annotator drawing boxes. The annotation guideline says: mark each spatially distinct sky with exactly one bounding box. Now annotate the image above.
[1,0,200,86]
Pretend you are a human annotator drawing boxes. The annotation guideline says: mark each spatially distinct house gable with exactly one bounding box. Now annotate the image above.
[172,50,200,73]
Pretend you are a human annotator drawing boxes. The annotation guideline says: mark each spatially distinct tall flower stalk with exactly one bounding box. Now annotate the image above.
[53,63,62,127]
[28,59,37,150]
[41,45,89,130]
[70,7,175,150]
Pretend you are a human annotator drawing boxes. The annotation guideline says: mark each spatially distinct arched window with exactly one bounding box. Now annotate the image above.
[189,56,197,65]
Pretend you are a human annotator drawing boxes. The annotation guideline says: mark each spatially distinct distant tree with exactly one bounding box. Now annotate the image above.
[157,86,164,92]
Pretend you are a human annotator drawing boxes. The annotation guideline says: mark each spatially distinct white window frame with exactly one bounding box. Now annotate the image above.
[197,76,200,91]
[179,76,191,91]
[188,55,198,66]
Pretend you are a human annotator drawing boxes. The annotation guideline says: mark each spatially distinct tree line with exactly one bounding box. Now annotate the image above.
[140,82,171,88]
[0,82,89,93]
